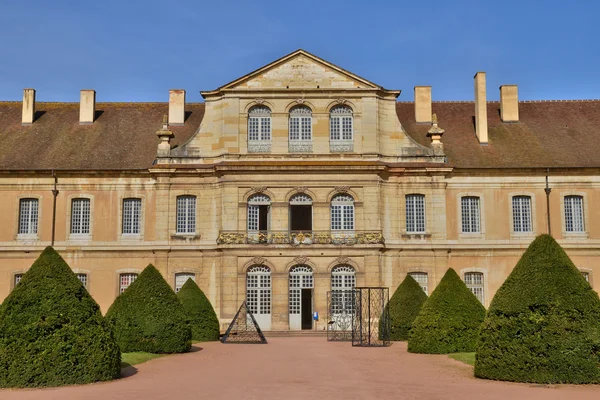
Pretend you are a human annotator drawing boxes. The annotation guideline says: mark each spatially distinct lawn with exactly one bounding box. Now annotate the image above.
[121,352,164,369]
[448,352,475,366]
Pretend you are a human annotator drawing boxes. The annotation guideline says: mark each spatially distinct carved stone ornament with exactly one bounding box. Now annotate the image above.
[293,186,308,194]
[335,256,351,265]
[250,186,267,195]
[335,98,347,105]
[254,98,265,104]
[251,256,267,265]
[334,186,351,194]
[296,98,305,104]
[294,255,309,265]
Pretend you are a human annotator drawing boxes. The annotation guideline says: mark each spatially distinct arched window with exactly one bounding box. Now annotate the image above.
[248,106,272,153]
[331,194,354,231]
[464,272,484,304]
[330,105,353,152]
[289,194,313,239]
[247,265,272,330]
[331,265,356,317]
[247,194,271,232]
[289,106,312,153]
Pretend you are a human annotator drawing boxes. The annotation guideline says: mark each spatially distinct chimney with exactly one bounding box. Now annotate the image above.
[474,72,488,144]
[414,86,432,123]
[169,89,186,125]
[500,85,519,122]
[22,89,36,125]
[79,89,96,124]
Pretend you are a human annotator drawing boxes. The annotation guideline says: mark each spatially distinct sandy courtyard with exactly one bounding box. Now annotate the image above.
[1,337,600,400]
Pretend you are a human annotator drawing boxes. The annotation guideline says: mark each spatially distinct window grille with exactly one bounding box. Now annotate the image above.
[565,195,584,232]
[175,272,196,292]
[176,195,196,234]
[289,106,312,141]
[14,274,23,286]
[18,198,39,235]
[512,196,532,232]
[331,265,355,314]
[248,106,271,141]
[71,198,91,235]
[330,106,353,140]
[461,196,481,233]
[77,273,88,288]
[289,194,312,205]
[406,194,426,233]
[120,273,138,293]
[581,271,590,284]
[247,194,270,231]
[122,198,142,235]
[247,265,271,315]
[289,265,313,314]
[408,272,428,295]
[331,194,354,231]
[464,272,484,304]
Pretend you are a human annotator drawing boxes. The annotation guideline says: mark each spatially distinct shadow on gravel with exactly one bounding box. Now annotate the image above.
[120,364,138,378]
[189,346,204,353]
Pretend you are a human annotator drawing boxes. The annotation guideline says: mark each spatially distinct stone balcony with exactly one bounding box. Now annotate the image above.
[216,230,385,245]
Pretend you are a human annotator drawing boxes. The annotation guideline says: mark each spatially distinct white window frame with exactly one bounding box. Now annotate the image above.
[76,273,88,288]
[289,265,314,315]
[247,265,272,315]
[563,194,585,234]
[405,194,426,233]
[331,194,355,231]
[247,194,271,232]
[175,272,196,292]
[330,105,354,152]
[512,195,533,233]
[408,271,428,295]
[176,195,196,235]
[457,193,484,239]
[18,198,39,238]
[69,197,92,237]
[13,273,24,288]
[331,265,356,315]
[122,198,142,235]
[289,106,312,153]
[580,269,593,288]
[248,106,272,153]
[464,271,485,304]
[119,273,138,294]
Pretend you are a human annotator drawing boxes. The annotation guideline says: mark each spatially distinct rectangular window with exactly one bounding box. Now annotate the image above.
[248,205,259,231]
[14,274,23,287]
[331,205,354,230]
[330,118,340,140]
[408,272,428,295]
[289,118,300,141]
[18,198,39,235]
[248,117,259,141]
[122,198,142,235]
[176,196,196,234]
[175,273,195,292]
[77,273,88,288]
[565,195,584,233]
[406,194,426,233]
[300,117,311,140]
[512,196,532,232]
[464,272,484,304]
[120,273,138,293]
[71,198,91,235]
[461,197,481,233]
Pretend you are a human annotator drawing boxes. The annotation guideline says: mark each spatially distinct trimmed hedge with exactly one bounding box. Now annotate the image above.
[177,279,220,341]
[408,268,486,354]
[387,275,428,341]
[105,264,191,354]
[475,235,600,384]
[0,247,120,388]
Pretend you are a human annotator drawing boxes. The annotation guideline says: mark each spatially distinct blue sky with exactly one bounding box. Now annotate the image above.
[0,0,598,102]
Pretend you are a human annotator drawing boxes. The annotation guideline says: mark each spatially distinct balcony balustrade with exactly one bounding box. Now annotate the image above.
[217,230,384,245]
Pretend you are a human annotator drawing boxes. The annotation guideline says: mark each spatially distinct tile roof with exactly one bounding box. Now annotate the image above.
[0,102,204,170]
[396,100,600,168]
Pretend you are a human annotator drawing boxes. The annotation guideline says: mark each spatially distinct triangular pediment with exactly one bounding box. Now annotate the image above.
[218,50,382,91]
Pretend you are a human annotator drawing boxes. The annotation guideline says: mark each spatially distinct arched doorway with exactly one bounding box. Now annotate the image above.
[289,265,314,330]
[246,265,272,330]
[330,265,356,333]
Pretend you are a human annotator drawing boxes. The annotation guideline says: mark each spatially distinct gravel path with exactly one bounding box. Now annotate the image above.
[2,338,599,400]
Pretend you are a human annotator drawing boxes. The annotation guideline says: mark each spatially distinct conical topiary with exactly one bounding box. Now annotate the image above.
[0,247,120,388]
[475,235,600,384]
[386,275,428,341]
[105,264,191,354]
[177,279,220,341]
[408,268,486,354]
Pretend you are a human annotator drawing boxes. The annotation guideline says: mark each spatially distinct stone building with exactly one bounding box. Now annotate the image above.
[1,50,599,331]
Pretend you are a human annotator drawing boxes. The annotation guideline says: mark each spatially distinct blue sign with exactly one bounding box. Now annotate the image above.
[313,311,319,321]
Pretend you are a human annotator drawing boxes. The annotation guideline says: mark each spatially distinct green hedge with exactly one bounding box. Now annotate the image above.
[177,279,220,341]
[0,247,120,388]
[387,275,428,341]
[105,264,191,354]
[475,234,600,383]
[408,268,485,354]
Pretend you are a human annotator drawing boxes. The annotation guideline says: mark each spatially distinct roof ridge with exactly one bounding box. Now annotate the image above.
[397,99,600,104]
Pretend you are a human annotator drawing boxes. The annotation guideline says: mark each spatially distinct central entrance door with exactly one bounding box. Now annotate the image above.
[289,265,314,330]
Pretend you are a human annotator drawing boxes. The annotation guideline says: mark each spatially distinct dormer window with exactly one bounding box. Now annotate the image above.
[289,106,312,153]
[330,105,353,152]
[248,106,272,153]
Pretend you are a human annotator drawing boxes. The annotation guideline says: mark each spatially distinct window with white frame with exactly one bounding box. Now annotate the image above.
[18,198,39,235]
[122,198,142,235]
[512,196,532,233]
[289,106,312,141]
[175,272,196,292]
[289,265,313,315]
[564,195,584,233]
[247,265,271,315]
[247,194,271,231]
[14,273,23,287]
[406,194,426,233]
[408,272,428,295]
[119,273,138,293]
[461,196,481,233]
[248,106,271,141]
[330,105,353,143]
[176,195,196,234]
[331,265,356,314]
[70,198,91,235]
[464,272,484,304]
[331,194,354,231]
[77,273,88,288]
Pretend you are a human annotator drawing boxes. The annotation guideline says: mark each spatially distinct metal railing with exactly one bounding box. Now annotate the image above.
[216,230,384,245]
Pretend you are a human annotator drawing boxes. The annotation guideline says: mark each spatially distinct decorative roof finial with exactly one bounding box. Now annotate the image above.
[432,113,438,125]
[162,114,168,129]
[427,113,445,148]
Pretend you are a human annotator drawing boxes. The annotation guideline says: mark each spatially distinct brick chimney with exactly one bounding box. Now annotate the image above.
[169,89,186,125]
[22,88,36,125]
[79,89,96,124]
[500,85,519,122]
[474,72,488,144]
[414,86,432,124]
